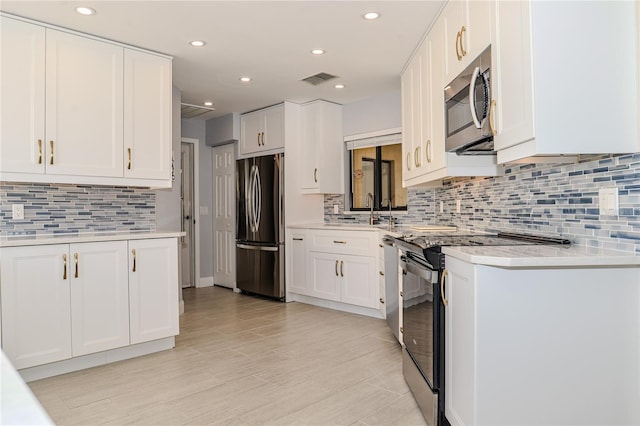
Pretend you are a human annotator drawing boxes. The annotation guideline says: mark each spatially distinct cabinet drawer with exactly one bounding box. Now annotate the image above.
[309,230,376,256]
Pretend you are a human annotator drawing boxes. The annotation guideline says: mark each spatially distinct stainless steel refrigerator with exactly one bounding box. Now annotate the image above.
[236,153,285,300]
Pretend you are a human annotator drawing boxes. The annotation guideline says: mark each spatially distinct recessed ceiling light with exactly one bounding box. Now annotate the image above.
[239,77,252,82]
[311,49,325,55]
[190,40,206,47]
[76,6,96,16]
[334,84,345,89]
[363,12,380,20]
[203,101,213,107]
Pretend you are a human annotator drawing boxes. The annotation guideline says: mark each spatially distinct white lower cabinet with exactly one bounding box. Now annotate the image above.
[443,255,640,425]
[70,241,130,357]
[128,238,179,344]
[0,244,71,369]
[287,231,308,295]
[0,237,179,371]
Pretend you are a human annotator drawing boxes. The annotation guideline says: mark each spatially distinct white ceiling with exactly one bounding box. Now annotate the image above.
[1,1,444,119]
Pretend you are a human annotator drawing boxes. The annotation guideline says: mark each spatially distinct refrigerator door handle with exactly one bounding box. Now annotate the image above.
[249,165,258,233]
[237,243,279,252]
[255,166,262,232]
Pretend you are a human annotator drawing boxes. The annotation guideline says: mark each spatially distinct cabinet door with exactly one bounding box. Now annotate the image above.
[70,241,129,356]
[128,238,179,344]
[442,0,466,84]
[340,254,378,308]
[444,258,477,426]
[239,111,262,155]
[300,102,319,190]
[123,49,172,180]
[0,17,46,174]
[307,251,341,302]
[45,29,124,177]
[262,104,285,151]
[288,233,309,295]
[428,18,447,172]
[490,0,535,151]
[401,52,420,182]
[0,245,71,369]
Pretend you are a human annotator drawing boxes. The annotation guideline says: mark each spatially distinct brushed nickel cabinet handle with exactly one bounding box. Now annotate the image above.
[333,240,346,244]
[132,249,136,272]
[335,260,339,277]
[379,271,384,276]
[314,168,318,183]
[380,298,385,304]
[63,253,67,280]
[74,253,78,278]
[406,152,411,171]
[38,139,42,164]
[340,261,344,277]
[414,147,420,167]
[455,30,462,61]
[440,269,449,307]
[379,243,384,248]
[50,140,54,165]
[426,139,432,163]
[293,237,304,241]
[128,148,132,170]
[257,132,260,146]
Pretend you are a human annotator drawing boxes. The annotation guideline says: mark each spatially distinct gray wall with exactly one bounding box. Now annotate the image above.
[155,85,182,232]
[342,90,401,137]
[181,118,214,281]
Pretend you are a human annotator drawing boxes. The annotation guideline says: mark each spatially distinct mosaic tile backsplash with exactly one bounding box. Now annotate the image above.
[325,153,640,253]
[0,183,156,236]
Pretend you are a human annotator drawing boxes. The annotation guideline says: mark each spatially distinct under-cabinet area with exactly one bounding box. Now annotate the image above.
[0,234,180,381]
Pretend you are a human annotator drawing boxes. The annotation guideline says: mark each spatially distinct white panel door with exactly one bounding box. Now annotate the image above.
[212,143,236,288]
[70,241,129,356]
[0,17,46,174]
[123,49,172,180]
[128,238,179,344]
[45,29,124,177]
[340,254,377,308]
[0,245,71,369]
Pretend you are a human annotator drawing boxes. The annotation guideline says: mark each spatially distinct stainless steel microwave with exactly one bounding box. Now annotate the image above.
[444,48,493,155]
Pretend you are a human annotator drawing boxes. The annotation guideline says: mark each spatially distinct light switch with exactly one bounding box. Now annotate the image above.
[598,188,618,216]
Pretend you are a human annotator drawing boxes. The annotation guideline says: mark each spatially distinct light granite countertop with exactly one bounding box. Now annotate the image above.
[0,231,185,248]
[443,244,640,268]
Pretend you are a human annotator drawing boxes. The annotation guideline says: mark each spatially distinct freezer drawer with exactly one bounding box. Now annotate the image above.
[236,243,284,300]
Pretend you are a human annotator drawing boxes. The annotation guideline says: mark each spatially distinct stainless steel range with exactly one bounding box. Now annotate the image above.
[390,231,570,426]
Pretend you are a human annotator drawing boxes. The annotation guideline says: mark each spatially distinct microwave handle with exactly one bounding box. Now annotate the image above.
[469,66,482,129]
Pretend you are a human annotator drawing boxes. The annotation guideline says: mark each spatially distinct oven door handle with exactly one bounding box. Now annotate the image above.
[400,255,436,281]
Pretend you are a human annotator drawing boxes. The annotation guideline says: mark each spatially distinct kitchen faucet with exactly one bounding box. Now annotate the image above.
[384,199,394,230]
[368,193,378,225]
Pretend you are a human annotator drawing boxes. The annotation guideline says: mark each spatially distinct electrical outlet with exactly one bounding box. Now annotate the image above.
[599,188,619,216]
[333,204,340,214]
[439,201,444,213]
[199,206,209,216]
[12,204,24,220]
[456,199,461,213]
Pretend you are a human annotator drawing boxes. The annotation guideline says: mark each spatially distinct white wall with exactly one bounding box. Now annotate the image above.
[181,118,214,281]
[342,90,401,137]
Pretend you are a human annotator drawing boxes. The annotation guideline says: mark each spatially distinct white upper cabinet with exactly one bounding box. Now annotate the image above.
[124,49,172,180]
[0,17,46,174]
[442,0,492,85]
[492,1,639,163]
[402,16,499,187]
[0,14,173,188]
[300,100,344,194]
[239,104,285,157]
[45,28,124,177]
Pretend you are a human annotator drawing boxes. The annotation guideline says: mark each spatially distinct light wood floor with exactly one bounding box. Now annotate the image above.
[29,286,427,425]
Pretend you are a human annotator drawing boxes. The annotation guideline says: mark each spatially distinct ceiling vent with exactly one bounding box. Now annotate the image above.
[301,72,338,86]
[181,103,217,120]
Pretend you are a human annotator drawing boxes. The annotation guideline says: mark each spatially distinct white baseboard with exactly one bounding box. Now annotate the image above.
[197,276,214,287]
[288,293,384,319]
[19,337,175,382]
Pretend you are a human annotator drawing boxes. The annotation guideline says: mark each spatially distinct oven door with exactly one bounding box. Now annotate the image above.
[400,253,441,391]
